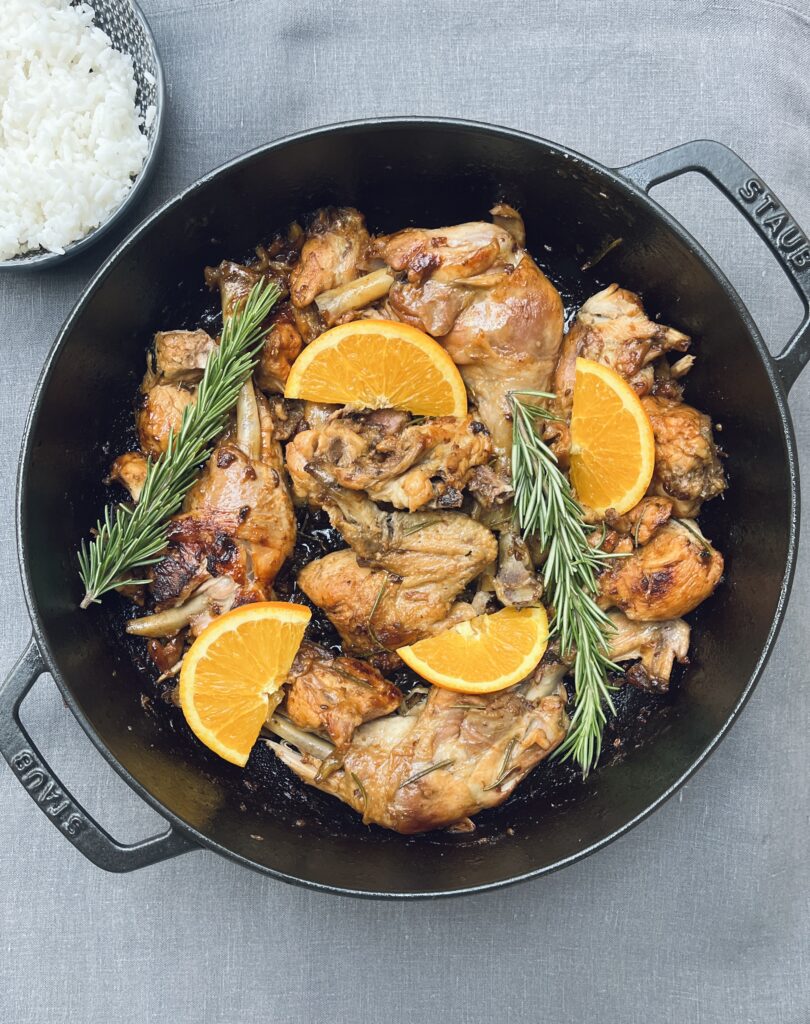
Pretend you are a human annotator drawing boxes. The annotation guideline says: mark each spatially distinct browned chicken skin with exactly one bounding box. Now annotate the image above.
[440,254,565,456]
[297,486,498,653]
[599,520,723,621]
[269,657,568,833]
[255,308,304,394]
[604,496,673,547]
[204,254,304,393]
[183,396,294,590]
[554,284,690,411]
[289,207,369,309]
[286,409,493,512]
[282,642,402,748]
[642,395,726,517]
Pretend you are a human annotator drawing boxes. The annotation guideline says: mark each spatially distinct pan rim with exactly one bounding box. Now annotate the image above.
[13,116,800,898]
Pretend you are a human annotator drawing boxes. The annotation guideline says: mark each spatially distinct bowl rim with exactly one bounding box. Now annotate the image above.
[0,0,166,271]
[14,116,800,897]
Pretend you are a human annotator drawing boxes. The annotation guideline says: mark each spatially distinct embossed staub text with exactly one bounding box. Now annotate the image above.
[11,749,85,837]
[738,178,810,269]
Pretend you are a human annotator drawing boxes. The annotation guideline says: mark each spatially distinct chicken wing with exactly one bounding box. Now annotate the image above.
[269,657,569,833]
[286,409,493,512]
[642,396,726,517]
[282,642,402,748]
[554,285,690,411]
[599,520,723,621]
[297,485,497,653]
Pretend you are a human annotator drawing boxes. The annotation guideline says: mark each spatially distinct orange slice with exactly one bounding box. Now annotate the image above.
[284,319,467,416]
[569,357,655,515]
[179,602,311,766]
[397,606,549,694]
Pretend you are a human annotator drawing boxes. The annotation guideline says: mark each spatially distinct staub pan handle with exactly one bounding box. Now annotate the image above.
[0,639,195,871]
[618,139,810,393]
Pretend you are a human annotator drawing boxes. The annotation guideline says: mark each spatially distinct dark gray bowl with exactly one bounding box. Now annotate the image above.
[0,0,164,270]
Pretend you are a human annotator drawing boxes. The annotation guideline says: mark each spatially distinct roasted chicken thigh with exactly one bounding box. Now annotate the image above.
[599,520,723,621]
[270,656,569,833]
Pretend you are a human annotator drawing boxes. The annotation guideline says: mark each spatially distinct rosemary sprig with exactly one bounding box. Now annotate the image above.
[509,390,622,776]
[78,279,281,607]
[397,759,455,791]
[483,737,518,791]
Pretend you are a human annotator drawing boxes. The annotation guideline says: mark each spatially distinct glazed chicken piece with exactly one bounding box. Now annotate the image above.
[594,495,674,554]
[135,332,217,456]
[554,285,690,412]
[268,656,569,833]
[642,395,726,517]
[599,520,723,621]
[281,642,402,748]
[134,329,221,457]
[288,207,370,309]
[127,388,296,638]
[286,409,493,512]
[607,610,690,692]
[297,485,498,653]
[380,211,563,458]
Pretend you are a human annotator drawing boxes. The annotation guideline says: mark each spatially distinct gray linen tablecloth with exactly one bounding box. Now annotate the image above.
[1,2,809,1021]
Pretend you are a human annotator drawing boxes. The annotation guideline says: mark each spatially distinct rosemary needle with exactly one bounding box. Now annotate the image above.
[509,390,622,777]
[78,279,281,608]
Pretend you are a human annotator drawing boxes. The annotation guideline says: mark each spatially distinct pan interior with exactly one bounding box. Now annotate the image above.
[20,122,793,895]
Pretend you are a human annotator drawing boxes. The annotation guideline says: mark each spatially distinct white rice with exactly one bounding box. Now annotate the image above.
[0,0,153,259]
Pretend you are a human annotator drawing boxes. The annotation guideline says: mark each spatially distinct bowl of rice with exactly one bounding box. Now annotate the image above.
[0,0,165,268]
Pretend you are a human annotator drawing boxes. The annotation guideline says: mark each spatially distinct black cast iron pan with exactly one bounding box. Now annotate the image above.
[2,119,809,897]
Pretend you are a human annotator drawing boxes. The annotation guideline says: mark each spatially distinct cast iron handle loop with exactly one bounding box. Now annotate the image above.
[618,140,810,393]
[0,639,196,871]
